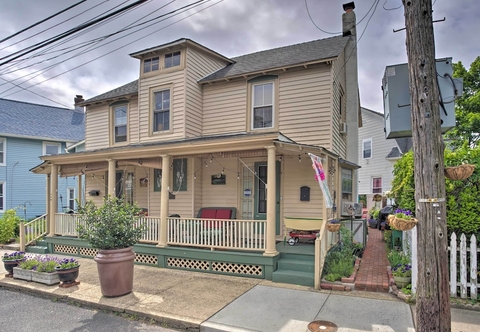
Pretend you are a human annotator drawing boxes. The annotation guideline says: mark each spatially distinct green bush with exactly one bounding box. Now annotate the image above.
[322,228,356,279]
[0,210,21,244]
[77,196,147,250]
[387,249,410,267]
[324,273,343,282]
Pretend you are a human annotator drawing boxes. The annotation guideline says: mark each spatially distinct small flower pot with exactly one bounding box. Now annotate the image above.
[393,276,411,289]
[13,267,32,281]
[326,223,341,232]
[55,266,80,284]
[3,260,19,276]
[31,271,60,285]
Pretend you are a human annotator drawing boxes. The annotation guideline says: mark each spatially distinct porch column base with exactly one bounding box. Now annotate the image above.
[156,243,169,248]
[263,250,278,257]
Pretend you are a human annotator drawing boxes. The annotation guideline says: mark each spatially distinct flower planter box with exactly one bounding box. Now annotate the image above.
[31,271,60,285]
[13,267,32,281]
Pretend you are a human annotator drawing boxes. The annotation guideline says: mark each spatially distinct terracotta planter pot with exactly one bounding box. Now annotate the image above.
[94,247,135,297]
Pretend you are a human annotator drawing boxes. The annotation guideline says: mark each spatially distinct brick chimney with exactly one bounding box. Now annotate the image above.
[74,95,84,112]
[342,2,356,36]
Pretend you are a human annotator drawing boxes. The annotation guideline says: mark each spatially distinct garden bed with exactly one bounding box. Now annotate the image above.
[320,258,361,291]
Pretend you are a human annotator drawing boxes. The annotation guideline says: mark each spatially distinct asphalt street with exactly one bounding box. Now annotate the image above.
[0,288,178,332]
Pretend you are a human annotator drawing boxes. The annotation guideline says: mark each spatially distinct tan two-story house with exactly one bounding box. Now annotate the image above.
[32,3,361,287]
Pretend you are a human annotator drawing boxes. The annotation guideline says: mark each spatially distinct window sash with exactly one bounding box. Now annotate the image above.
[68,188,75,210]
[0,139,4,165]
[252,83,273,129]
[44,143,60,155]
[0,182,4,211]
[144,56,159,73]
[341,168,352,194]
[113,105,127,143]
[164,51,180,68]
[153,90,170,132]
[372,177,382,194]
[363,139,372,159]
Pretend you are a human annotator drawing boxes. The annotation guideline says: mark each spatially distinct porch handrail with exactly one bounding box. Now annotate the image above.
[167,217,267,251]
[19,214,47,251]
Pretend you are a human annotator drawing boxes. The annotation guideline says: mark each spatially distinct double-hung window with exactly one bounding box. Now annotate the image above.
[153,90,170,132]
[252,82,273,129]
[143,56,159,73]
[67,188,75,211]
[113,105,127,143]
[372,177,382,194]
[362,138,372,159]
[0,181,4,212]
[43,142,60,155]
[0,138,5,166]
[164,51,181,68]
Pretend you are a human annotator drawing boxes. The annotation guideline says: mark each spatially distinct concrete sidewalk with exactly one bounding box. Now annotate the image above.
[0,250,477,331]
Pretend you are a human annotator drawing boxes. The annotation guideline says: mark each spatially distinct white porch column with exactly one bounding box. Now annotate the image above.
[264,146,278,256]
[76,175,82,207]
[158,154,170,247]
[107,159,116,198]
[46,174,51,234]
[49,165,58,237]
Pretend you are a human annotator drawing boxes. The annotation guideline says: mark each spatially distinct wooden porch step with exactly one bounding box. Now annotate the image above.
[26,246,49,254]
[272,269,314,287]
[277,258,314,273]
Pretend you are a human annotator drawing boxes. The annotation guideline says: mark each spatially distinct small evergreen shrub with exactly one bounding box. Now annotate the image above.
[0,209,21,244]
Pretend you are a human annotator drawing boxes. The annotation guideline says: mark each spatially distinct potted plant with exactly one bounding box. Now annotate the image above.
[326,218,341,232]
[391,263,412,288]
[389,208,418,231]
[55,257,80,285]
[77,196,147,297]
[13,254,39,281]
[2,251,25,277]
[31,255,62,285]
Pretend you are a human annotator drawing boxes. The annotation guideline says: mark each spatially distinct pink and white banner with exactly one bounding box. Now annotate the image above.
[308,153,333,208]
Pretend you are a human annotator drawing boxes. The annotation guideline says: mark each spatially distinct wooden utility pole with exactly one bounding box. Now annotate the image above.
[403,0,451,331]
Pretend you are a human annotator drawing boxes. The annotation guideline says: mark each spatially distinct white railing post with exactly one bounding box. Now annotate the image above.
[460,233,467,298]
[450,232,457,297]
[19,222,25,252]
[410,227,417,294]
[470,234,477,300]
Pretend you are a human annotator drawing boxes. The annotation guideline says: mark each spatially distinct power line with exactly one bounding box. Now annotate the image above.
[0,0,87,44]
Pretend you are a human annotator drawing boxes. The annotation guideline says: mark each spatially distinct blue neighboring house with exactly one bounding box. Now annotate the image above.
[0,98,85,220]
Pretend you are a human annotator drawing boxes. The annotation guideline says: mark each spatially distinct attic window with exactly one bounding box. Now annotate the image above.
[144,56,159,73]
[43,142,61,156]
[165,51,180,68]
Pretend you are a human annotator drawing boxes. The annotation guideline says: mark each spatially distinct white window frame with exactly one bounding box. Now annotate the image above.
[152,89,171,133]
[143,56,159,73]
[67,187,75,211]
[372,177,382,194]
[113,104,128,144]
[43,142,61,156]
[362,138,372,159]
[252,81,274,130]
[0,181,5,212]
[164,51,181,68]
[0,137,6,166]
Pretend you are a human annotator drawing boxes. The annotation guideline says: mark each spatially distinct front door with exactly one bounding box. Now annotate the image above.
[254,161,281,235]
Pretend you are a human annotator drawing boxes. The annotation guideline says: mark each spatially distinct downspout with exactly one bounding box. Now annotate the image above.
[9,161,19,208]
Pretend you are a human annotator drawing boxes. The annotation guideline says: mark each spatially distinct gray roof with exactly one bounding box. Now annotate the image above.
[82,80,138,105]
[199,35,349,82]
[0,98,84,141]
[386,147,402,159]
[395,137,413,154]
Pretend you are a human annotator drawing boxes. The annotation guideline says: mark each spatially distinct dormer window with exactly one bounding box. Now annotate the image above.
[164,51,181,68]
[144,56,159,73]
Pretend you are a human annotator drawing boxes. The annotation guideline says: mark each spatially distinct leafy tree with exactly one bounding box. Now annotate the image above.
[445,57,480,148]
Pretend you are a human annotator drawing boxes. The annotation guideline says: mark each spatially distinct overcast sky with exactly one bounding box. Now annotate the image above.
[0,0,478,112]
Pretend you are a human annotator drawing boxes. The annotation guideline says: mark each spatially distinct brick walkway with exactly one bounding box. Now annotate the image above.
[355,227,390,292]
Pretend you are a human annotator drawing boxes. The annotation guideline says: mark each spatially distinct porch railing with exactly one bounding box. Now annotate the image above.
[19,214,48,251]
[168,217,267,251]
[53,214,266,251]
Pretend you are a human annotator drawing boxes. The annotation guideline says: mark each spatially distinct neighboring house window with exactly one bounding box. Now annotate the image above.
[164,51,181,68]
[143,56,159,73]
[153,89,170,132]
[0,182,4,211]
[252,82,274,129]
[67,188,75,211]
[362,138,372,159]
[0,138,5,166]
[113,104,128,143]
[43,142,61,155]
[341,168,352,201]
[125,172,134,205]
[372,177,382,194]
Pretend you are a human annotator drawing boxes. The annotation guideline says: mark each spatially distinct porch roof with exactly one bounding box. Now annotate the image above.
[30,131,340,175]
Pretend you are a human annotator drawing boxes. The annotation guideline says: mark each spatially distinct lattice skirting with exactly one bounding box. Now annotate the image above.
[167,257,264,277]
[53,245,158,266]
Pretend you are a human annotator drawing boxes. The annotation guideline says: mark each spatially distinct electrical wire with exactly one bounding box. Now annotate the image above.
[382,0,402,11]
[1,0,222,101]
[304,0,341,35]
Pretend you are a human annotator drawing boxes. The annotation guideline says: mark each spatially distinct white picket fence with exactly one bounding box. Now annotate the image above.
[449,232,479,299]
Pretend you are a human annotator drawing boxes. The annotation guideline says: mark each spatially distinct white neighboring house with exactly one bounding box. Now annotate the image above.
[357,107,412,211]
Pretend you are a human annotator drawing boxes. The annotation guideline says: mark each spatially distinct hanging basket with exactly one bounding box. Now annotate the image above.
[326,223,341,232]
[390,217,418,231]
[444,164,476,181]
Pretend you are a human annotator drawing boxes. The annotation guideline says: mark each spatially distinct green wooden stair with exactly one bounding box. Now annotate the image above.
[26,239,49,254]
[272,252,315,287]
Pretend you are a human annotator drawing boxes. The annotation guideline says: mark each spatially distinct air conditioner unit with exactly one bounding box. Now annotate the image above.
[341,201,363,217]
[339,122,347,134]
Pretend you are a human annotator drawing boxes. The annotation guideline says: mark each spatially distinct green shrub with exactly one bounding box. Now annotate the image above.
[387,249,410,267]
[322,228,356,279]
[327,259,354,278]
[325,273,343,282]
[77,196,147,250]
[0,210,21,244]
